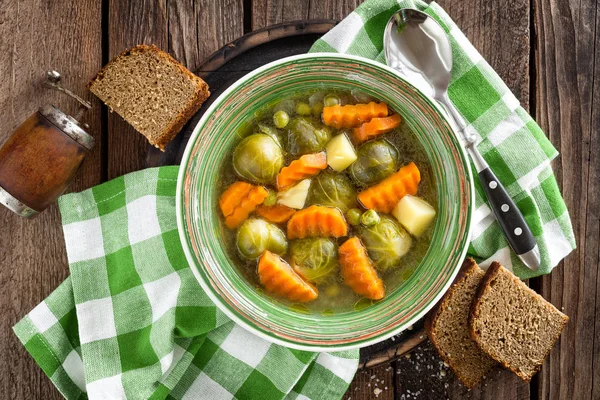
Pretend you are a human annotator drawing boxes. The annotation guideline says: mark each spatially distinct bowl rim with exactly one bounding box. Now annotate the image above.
[176,52,474,351]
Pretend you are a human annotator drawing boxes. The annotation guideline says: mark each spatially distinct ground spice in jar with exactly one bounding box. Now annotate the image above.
[0,104,94,217]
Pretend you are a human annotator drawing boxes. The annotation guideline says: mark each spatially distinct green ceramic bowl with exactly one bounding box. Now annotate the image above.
[177,53,473,351]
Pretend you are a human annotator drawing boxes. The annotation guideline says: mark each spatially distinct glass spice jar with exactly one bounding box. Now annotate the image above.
[0,71,94,217]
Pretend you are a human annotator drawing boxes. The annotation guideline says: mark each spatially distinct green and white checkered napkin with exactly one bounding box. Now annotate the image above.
[15,1,577,399]
[14,167,358,399]
[311,0,575,279]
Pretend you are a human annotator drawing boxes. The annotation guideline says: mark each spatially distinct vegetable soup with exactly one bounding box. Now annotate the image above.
[217,90,437,314]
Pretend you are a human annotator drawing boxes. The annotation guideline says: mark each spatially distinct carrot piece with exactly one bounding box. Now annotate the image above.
[339,237,385,300]
[255,204,296,224]
[352,114,402,144]
[276,152,327,190]
[219,181,253,217]
[258,251,318,303]
[322,102,388,129]
[357,162,420,213]
[222,185,268,229]
[287,205,348,239]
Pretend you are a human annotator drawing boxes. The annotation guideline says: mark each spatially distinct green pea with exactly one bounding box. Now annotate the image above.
[361,209,380,227]
[273,110,290,128]
[263,189,277,206]
[324,95,340,107]
[295,102,312,116]
[312,102,324,116]
[346,208,362,226]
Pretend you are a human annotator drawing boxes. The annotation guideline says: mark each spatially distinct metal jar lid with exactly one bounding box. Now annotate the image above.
[0,184,38,217]
[39,104,95,151]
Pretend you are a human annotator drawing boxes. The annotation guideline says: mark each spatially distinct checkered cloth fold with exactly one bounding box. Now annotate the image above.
[13,167,358,399]
[310,0,575,278]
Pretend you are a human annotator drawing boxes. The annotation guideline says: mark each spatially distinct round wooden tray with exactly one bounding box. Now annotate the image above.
[146,20,428,368]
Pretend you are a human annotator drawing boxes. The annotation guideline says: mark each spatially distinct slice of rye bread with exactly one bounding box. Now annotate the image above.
[89,44,209,151]
[469,262,569,381]
[425,258,497,389]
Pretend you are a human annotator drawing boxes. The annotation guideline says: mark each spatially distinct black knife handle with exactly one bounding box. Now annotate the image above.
[478,167,536,255]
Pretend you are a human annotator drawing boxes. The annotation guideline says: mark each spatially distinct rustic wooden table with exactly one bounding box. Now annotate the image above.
[1,1,598,399]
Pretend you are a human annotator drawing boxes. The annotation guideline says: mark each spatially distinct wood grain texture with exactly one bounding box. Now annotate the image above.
[252,0,364,30]
[394,341,530,400]
[438,0,531,107]
[0,1,102,399]
[343,363,395,400]
[107,0,168,179]
[435,2,532,398]
[2,0,597,399]
[107,0,244,179]
[533,0,600,399]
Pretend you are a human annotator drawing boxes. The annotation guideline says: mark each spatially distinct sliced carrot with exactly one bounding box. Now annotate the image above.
[219,181,253,217]
[322,102,388,129]
[287,205,348,239]
[255,204,296,224]
[221,184,268,229]
[258,251,318,303]
[358,162,421,214]
[357,162,421,213]
[339,237,385,300]
[352,114,402,144]
[277,152,327,190]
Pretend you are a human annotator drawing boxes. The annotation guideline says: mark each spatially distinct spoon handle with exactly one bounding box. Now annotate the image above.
[436,94,540,270]
[473,149,540,270]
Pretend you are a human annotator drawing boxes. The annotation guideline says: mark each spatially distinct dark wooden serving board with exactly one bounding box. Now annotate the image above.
[146,20,427,368]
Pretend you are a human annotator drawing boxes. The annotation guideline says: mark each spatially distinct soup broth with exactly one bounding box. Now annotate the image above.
[216,89,436,314]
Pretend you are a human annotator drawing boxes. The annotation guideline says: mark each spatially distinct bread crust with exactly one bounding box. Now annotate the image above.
[468,262,569,381]
[89,44,210,151]
[425,257,495,389]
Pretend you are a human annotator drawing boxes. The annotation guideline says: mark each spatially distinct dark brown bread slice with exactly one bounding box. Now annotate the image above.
[469,262,569,381]
[425,258,497,389]
[89,44,210,151]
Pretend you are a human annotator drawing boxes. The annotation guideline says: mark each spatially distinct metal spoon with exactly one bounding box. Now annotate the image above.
[383,8,541,271]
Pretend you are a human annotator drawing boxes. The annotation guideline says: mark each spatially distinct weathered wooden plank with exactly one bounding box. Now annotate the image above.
[252,0,363,30]
[0,1,103,399]
[107,0,244,179]
[533,0,600,399]
[343,363,395,400]
[106,0,168,179]
[439,1,532,398]
[438,0,531,108]
[394,341,530,400]
[168,0,245,70]
[307,0,364,21]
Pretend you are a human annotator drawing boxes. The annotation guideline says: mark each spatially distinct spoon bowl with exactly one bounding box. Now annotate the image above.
[384,9,453,97]
[384,8,541,270]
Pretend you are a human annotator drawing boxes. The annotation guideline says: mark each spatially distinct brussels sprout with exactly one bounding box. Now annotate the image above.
[307,171,357,212]
[290,238,338,283]
[349,140,399,187]
[272,99,295,115]
[236,219,287,260]
[256,123,283,147]
[233,134,284,184]
[308,92,325,106]
[286,117,331,156]
[351,89,376,103]
[356,214,413,270]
